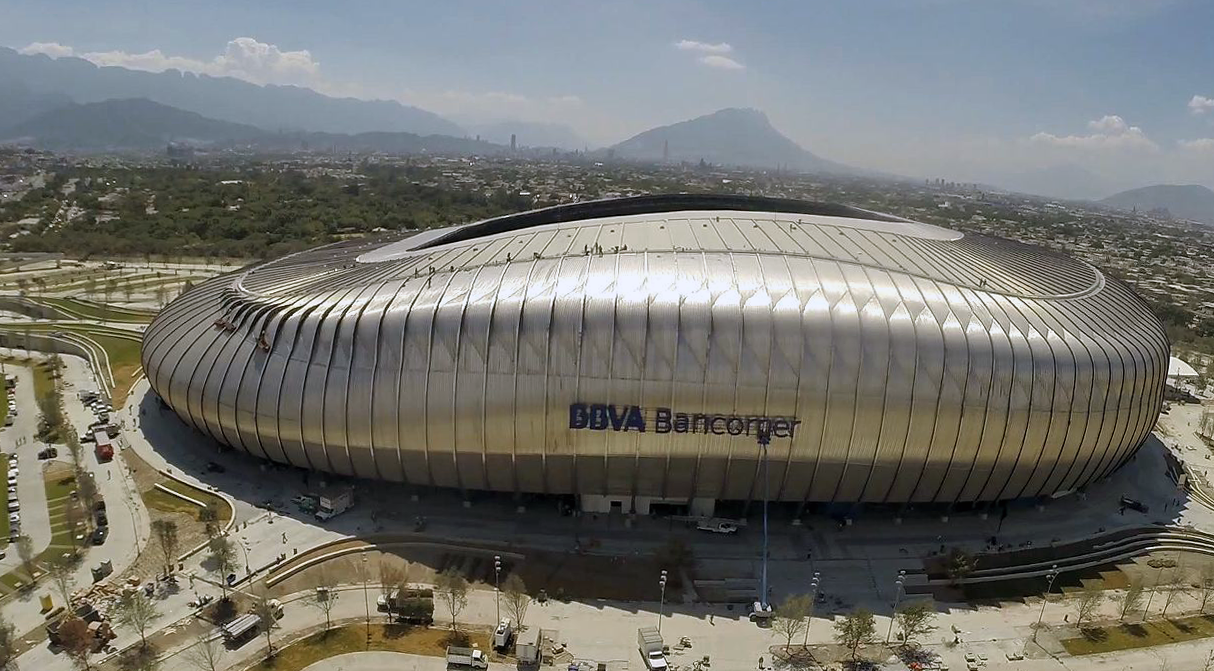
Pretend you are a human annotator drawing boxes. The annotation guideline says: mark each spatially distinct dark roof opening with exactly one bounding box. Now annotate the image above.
[415,193,907,250]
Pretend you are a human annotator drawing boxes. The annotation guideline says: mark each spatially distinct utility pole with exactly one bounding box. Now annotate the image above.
[658,569,668,634]
[494,555,502,623]
[362,554,371,642]
[1033,565,1059,641]
[885,570,907,644]
[758,427,771,614]
[803,571,821,648]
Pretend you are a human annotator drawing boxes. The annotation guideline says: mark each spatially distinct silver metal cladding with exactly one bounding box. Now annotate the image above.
[141,196,1169,504]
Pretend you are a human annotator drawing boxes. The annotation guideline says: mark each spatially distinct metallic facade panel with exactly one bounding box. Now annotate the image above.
[142,196,1169,504]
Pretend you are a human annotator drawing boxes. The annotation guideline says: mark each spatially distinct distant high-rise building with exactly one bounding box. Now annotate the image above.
[510,134,517,151]
[663,139,669,162]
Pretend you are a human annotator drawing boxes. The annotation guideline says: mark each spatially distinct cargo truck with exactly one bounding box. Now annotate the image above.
[638,626,668,670]
[314,487,354,521]
[445,645,489,669]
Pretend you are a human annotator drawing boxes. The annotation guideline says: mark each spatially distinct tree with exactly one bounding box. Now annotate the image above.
[184,631,224,671]
[47,555,76,609]
[0,613,17,671]
[502,573,531,631]
[1075,584,1104,629]
[1115,581,1145,621]
[944,548,976,586]
[252,595,278,658]
[834,608,876,662]
[74,469,99,514]
[1199,565,1214,613]
[772,594,811,651]
[309,570,340,634]
[378,560,405,617]
[15,534,36,581]
[58,617,93,670]
[434,567,469,631]
[895,600,937,645]
[151,520,180,576]
[199,505,221,538]
[1162,572,1189,619]
[114,589,160,648]
[206,536,238,601]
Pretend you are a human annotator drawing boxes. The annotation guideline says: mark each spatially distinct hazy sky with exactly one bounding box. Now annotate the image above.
[3,0,1214,189]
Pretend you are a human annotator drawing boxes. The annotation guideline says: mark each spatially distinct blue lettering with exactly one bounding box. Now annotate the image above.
[625,406,646,432]
[589,405,609,430]
[569,403,589,429]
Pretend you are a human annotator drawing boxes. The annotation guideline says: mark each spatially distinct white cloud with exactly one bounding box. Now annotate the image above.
[18,41,75,58]
[1189,95,1214,115]
[1179,138,1214,151]
[674,40,733,54]
[697,55,745,71]
[19,37,321,86]
[1029,114,1157,151]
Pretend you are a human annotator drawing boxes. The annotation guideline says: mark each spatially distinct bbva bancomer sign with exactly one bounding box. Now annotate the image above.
[569,403,801,438]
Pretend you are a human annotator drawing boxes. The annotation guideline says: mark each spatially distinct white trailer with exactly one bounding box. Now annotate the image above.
[493,617,514,650]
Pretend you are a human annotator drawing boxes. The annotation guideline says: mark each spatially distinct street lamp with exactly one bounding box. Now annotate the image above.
[1033,564,1059,641]
[494,555,502,623]
[885,570,907,645]
[658,570,668,634]
[757,427,771,612]
[361,554,371,642]
[803,571,821,648]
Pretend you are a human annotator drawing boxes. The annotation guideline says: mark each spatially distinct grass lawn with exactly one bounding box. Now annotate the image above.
[245,623,492,671]
[0,326,142,407]
[144,480,232,522]
[38,297,156,323]
[1062,614,1214,655]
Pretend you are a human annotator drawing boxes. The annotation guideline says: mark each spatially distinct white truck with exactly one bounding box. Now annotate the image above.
[445,645,489,670]
[493,617,514,651]
[696,518,738,534]
[637,626,668,670]
[314,487,354,521]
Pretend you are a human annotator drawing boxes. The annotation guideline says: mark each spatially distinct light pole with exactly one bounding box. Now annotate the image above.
[885,570,907,645]
[362,554,371,642]
[803,571,821,648]
[658,570,668,634]
[494,555,502,624]
[1033,564,1059,641]
[758,428,771,612]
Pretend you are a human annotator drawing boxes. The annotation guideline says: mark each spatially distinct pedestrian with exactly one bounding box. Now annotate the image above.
[709,613,714,625]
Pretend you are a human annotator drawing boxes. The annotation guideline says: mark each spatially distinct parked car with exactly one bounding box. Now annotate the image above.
[37,448,57,460]
[7,501,18,513]
[91,526,108,545]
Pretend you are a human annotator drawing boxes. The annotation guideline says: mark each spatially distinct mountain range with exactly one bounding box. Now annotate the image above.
[0,46,462,137]
[1101,184,1214,224]
[609,108,849,173]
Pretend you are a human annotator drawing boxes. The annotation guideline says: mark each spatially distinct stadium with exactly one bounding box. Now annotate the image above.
[141,194,1169,516]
